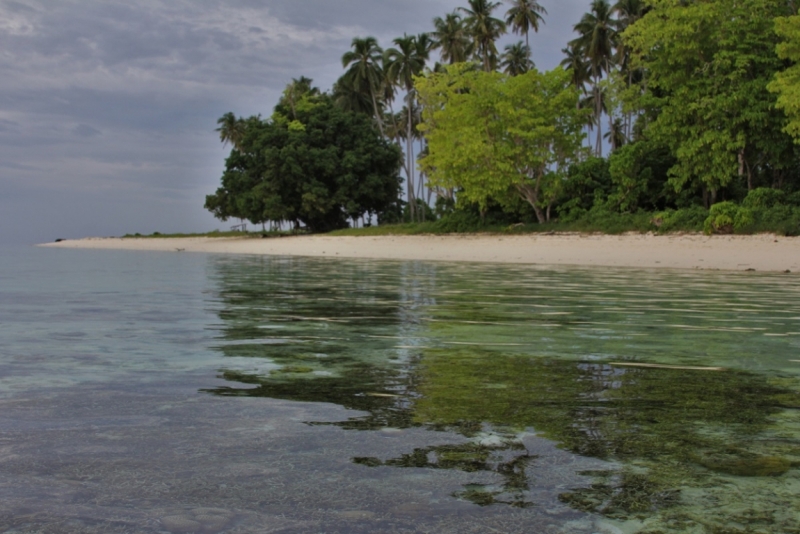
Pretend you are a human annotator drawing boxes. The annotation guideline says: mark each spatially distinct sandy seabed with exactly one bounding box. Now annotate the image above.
[40,233,800,273]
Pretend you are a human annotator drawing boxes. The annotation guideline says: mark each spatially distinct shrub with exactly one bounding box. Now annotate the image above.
[704,202,739,234]
[742,188,785,209]
[651,206,708,233]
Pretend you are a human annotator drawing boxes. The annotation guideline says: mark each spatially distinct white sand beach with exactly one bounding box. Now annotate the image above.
[39,233,800,272]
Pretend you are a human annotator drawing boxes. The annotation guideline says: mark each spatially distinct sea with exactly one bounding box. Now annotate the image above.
[1,244,799,533]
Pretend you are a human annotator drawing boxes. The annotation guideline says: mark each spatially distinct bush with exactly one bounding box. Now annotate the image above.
[651,206,708,232]
[742,187,786,209]
[704,202,739,234]
[748,205,800,235]
[786,191,800,207]
[560,206,652,234]
[703,200,800,235]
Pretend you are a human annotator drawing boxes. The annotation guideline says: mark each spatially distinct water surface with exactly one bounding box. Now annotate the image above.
[1,246,798,533]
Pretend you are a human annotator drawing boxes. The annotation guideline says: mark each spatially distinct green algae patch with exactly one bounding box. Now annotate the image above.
[695,452,791,477]
[559,470,681,519]
[271,365,314,374]
[411,349,787,462]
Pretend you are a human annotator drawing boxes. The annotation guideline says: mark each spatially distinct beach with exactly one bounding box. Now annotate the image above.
[40,233,800,272]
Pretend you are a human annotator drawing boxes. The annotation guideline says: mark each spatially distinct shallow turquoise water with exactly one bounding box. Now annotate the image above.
[1,246,798,533]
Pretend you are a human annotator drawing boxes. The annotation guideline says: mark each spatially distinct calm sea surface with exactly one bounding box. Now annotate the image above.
[1,245,799,533]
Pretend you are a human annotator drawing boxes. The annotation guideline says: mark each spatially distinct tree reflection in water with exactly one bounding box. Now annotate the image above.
[202,255,800,528]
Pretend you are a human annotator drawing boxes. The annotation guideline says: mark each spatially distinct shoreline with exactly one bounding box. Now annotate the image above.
[38,233,800,273]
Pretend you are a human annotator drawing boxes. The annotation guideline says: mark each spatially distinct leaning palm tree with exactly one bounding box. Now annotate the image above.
[385,34,429,222]
[572,0,617,156]
[504,0,546,59]
[342,36,386,136]
[460,0,506,71]
[501,42,532,75]
[431,12,473,64]
[215,112,246,151]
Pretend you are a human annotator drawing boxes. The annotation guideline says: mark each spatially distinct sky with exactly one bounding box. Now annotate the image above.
[0,0,591,245]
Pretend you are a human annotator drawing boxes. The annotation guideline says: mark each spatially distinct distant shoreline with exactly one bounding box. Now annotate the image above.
[38,233,800,273]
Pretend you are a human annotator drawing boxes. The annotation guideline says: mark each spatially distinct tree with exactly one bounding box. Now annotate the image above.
[431,12,473,64]
[612,0,647,139]
[504,0,547,58]
[571,0,618,156]
[417,64,587,223]
[341,37,386,136]
[769,15,800,141]
[385,34,429,221]
[459,0,507,71]
[281,77,319,120]
[206,85,402,233]
[604,117,626,152]
[625,0,794,200]
[215,112,247,151]
[501,42,532,75]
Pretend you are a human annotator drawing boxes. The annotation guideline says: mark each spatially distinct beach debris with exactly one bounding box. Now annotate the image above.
[609,362,724,371]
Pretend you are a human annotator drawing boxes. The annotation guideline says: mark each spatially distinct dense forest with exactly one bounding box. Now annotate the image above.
[206,0,800,235]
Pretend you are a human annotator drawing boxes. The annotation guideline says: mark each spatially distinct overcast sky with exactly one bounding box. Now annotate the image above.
[0,0,591,245]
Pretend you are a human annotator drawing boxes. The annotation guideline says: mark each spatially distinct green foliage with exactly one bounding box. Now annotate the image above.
[704,201,739,234]
[769,15,800,141]
[558,206,653,234]
[703,197,800,235]
[625,0,795,195]
[557,157,612,220]
[206,84,402,233]
[417,63,587,223]
[742,187,786,209]
[650,206,708,233]
[607,139,675,212]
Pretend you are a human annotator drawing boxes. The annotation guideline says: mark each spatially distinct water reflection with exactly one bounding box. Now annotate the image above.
[203,255,800,531]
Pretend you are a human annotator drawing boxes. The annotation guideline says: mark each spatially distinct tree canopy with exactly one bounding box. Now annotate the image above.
[205,84,402,233]
[417,64,587,223]
[624,0,795,196]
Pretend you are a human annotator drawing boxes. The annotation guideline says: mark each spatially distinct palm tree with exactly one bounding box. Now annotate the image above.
[460,0,507,71]
[572,0,618,156]
[415,32,435,61]
[561,43,594,154]
[332,75,373,115]
[560,44,591,94]
[613,0,647,139]
[215,112,246,151]
[504,0,547,60]
[501,42,532,75]
[604,117,626,151]
[385,34,430,221]
[342,37,386,136]
[431,12,473,64]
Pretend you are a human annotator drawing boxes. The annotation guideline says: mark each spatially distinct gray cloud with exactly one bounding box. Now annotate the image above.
[0,0,589,245]
[73,124,102,137]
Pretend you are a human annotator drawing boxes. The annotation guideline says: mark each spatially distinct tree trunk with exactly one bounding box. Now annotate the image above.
[514,182,546,224]
[406,92,416,222]
[594,79,602,157]
[370,89,385,138]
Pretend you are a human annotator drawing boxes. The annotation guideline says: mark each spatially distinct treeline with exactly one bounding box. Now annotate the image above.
[206,0,800,235]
